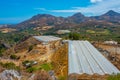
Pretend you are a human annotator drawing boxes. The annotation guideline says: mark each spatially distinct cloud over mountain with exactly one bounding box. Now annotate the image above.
[37,0,120,16]
[90,0,103,3]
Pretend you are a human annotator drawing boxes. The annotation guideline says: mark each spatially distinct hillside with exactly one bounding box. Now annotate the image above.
[92,10,120,24]
[0,36,68,80]
[0,10,119,45]
[14,14,67,30]
[6,10,119,30]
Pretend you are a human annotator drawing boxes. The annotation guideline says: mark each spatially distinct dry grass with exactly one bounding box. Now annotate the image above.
[51,43,68,78]
[68,73,109,80]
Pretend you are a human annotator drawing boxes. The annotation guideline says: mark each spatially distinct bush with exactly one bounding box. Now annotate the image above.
[10,54,19,60]
[28,45,33,52]
[69,32,80,40]
[0,53,3,57]
[40,63,53,71]
[3,62,16,69]
[0,62,20,70]
[27,67,37,73]
[0,44,6,55]
[107,73,120,80]
[58,76,67,80]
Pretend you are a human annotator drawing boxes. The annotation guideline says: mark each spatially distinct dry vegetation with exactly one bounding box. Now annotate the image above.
[68,73,109,80]
[34,70,52,80]
[14,37,41,53]
[33,26,53,31]
[51,43,68,79]
[0,37,68,80]
[94,43,120,70]
[1,37,120,80]
[0,28,17,33]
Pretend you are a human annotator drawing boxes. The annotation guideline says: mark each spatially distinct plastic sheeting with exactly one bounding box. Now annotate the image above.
[69,41,120,75]
[33,36,62,43]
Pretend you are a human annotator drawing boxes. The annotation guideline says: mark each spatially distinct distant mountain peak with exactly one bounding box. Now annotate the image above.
[108,10,115,13]
[72,12,85,17]
[103,10,120,16]
[93,10,120,23]
[37,14,54,17]
[31,14,55,19]
[12,10,120,29]
[68,12,88,23]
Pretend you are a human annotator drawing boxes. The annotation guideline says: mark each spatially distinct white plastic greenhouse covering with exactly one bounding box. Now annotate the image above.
[69,41,120,75]
[33,36,62,43]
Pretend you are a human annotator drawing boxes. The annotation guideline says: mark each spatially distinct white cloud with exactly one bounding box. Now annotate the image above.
[35,0,120,16]
[90,0,103,3]
[34,8,46,11]
[50,0,120,16]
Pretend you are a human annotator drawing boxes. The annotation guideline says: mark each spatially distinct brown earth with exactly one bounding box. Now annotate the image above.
[51,43,68,79]
[69,73,109,80]
[0,28,17,33]
[94,43,120,70]
[0,37,68,79]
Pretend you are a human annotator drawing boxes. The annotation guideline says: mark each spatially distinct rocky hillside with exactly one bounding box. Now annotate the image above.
[9,10,120,30]
[0,36,68,80]
[15,14,67,29]
[92,10,120,23]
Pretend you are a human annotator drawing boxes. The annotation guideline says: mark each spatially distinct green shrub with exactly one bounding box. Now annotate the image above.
[0,44,6,57]
[27,67,37,73]
[58,76,67,80]
[107,73,120,80]
[3,62,16,69]
[40,63,53,71]
[0,62,20,70]
[0,53,3,57]
[10,54,19,60]
[69,32,80,40]
[28,45,33,52]
[0,62,3,66]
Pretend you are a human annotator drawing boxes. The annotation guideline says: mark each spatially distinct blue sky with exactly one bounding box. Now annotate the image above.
[0,0,120,24]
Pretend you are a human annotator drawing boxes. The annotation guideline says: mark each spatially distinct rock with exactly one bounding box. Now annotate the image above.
[0,70,21,80]
[28,74,35,80]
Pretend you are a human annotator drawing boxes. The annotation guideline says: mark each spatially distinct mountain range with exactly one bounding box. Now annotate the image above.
[11,10,120,29]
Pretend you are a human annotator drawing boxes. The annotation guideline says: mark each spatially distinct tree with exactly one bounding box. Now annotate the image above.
[69,32,80,40]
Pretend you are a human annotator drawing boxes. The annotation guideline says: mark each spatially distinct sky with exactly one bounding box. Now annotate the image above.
[0,0,120,24]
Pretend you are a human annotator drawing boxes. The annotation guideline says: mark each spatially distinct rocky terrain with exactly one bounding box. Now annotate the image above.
[6,10,120,30]
[0,36,68,80]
